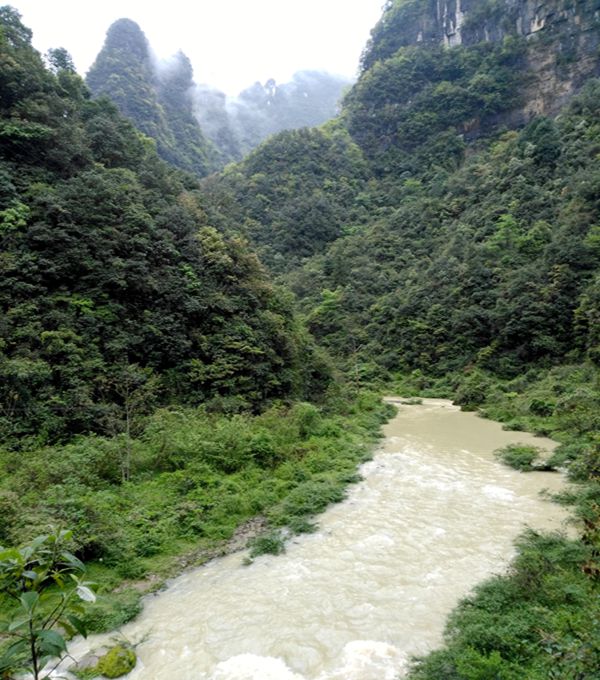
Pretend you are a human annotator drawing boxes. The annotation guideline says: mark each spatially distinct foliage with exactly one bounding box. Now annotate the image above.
[86,21,351,168]
[494,444,545,472]
[203,123,370,273]
[1,3,600,677]
[347,39,526,175]
[272,82,600,379]
[408,531,600,680]
[0,392,393,631]
[0,530,96,680]
[247,532,286,559]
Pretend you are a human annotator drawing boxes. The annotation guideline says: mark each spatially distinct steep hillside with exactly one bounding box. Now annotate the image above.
[295,93,600,377]
[203,123,370,273]
[207,0,600,378]
[363,0,600,120]
[346,0,600,175]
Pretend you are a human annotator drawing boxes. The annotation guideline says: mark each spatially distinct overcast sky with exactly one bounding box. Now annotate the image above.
[10,0,385,95]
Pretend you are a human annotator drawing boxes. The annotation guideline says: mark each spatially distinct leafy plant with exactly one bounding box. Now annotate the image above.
[247,532,286,559]
[0,530,96,680]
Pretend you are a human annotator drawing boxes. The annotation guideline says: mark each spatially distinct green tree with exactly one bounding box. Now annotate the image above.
[45,47,75,73]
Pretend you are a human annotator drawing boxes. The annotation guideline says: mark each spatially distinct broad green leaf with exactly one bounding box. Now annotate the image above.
[59,619,76,638]
[60,550,84,571]
[52,572,65,587]
[8,615,31,632]
[20,591,39,612]
[66,614,88,638]
[37,629,67,655]
[58,529,73,542]
[30,535,49,550]
[20,546,34,561]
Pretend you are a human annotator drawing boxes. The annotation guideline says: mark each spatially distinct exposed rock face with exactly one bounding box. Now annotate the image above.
[363,0,600,120]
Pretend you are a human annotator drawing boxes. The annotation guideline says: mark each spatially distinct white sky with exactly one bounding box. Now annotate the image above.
[10,0,385,95]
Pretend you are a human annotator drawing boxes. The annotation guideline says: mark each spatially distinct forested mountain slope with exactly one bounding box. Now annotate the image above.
[0,7,326,444]
[208,0,600,380]
[87,19,351,171]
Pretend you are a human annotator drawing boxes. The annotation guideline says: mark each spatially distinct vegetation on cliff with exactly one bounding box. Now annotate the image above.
[86,19,224,174]
[86,20,351,169]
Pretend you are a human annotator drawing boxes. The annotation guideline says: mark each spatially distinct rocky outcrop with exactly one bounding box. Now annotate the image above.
[363,0,600,120]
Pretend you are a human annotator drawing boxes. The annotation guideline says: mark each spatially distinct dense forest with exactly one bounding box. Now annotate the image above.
[1,0,599,678]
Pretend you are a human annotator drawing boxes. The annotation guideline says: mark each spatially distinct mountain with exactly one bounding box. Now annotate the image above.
[362,0,600,119]
[86,19,226,175]
[207,0,600,375]
[0,8,325,443]
[86,20,351,169]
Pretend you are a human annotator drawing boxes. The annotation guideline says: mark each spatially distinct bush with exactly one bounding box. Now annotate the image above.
[529,398,554,417]
[247,532,286,558]
[290,402,322,438]
[455,370,493,411]
[495,444,543,471]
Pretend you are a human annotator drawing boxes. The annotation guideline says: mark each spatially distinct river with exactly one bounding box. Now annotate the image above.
[62,398,568,679]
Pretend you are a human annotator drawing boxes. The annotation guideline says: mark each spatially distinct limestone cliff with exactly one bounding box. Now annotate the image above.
[363,0,600,121]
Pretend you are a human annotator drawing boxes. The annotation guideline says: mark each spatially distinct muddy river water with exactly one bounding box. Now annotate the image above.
[63,399,568,679]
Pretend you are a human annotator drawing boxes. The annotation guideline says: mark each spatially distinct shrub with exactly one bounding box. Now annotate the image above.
[529,398,554,417]
[247,532,285,558]
[495,444,542,471]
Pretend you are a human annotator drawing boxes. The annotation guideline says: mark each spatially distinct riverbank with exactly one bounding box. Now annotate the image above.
[389,365,600,678]
[0,391,395,637]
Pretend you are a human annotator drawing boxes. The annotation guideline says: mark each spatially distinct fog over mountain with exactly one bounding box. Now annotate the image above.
[86,18,351,173]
